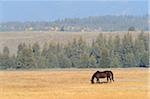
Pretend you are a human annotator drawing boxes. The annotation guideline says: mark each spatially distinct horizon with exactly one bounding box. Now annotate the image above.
[0,0,148,22]
[0,15,148,23]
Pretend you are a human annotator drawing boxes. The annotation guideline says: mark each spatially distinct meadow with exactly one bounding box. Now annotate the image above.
[0,68,149,99]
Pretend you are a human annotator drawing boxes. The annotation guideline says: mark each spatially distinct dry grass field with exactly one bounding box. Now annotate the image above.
[0,68,149,99]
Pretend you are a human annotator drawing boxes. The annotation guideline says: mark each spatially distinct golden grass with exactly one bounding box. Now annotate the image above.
[0,68,149,99]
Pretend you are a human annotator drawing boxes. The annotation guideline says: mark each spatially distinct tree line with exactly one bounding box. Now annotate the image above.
[0,15,148,32]
[0,31,149,70]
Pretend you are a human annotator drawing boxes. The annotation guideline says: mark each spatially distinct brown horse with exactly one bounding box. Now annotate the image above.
[91,70,114,84]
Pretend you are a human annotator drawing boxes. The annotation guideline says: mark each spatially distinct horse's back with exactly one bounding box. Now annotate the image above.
[104,70,113,74]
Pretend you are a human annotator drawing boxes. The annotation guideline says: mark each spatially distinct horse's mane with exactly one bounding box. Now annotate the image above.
[96,71,100,73]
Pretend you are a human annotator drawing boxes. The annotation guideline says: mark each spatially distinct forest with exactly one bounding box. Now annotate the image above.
[0,31,149,70]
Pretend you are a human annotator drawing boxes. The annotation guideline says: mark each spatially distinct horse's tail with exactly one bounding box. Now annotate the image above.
[110,71,114,82]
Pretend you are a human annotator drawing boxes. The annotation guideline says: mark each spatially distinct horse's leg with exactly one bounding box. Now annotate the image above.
[109,76,112,83]
[96,77,100,83]
[110,71,114,82]
[107,77,109,83]
[112,74,114,82]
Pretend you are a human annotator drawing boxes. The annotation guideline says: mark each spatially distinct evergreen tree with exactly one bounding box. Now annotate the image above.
[113,35,121,53]
[3,46,10,58]
[16,45,35,69]
[110,54,122,68]
[57,53,72,68]
[100,48,110,68]
[17,43,26,54]
[124,53,136,67]
[47,52,59,68]
[138,31,148,51]
[32,42,40,56]
[89,55,97,68]
[79,53,89,68]
[133,38,145,66]
[122,33,134,53]
[32,42,41,68]
[95,33,106,48]
[140,51,149,67]
[0,46,11,69]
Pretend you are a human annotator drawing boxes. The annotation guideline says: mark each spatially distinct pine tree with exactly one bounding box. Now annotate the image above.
[3,46,10,58]
[138,31,149,51]
[113,35,121,53]
[100,48,110,68]
[32,42,41,68]
[16,45,35,69]
[133,38,145,66]
[122,33,134,53]
[10,54,17,69]
[110,54,122,68]
[17,43,26,54]
[79,53,89,68]
[140,51,149,67]
[32,42,40,56]
[47,52,59,68]
[89,55,97,68]
[95,33,106,48]
[0,46,11,69]
[124,52,136,67]
[41,42,48,57]
[57,53,71,68]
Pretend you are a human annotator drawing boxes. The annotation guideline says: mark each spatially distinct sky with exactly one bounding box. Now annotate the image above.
[0,0,148,22]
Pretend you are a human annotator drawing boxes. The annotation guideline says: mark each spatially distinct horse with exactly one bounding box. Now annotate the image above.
[91,70,114,84]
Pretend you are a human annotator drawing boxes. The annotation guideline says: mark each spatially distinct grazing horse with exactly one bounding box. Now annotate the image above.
[91,70,114,84]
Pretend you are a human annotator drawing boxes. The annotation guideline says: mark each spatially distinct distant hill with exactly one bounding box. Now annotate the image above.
[0,15,148,32]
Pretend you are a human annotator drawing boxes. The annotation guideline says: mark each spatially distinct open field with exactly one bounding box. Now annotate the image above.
[0,68,149,99]
[0,31,146,55]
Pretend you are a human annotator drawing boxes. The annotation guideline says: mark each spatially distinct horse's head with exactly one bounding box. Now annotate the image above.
[91,79,94,84]
[91,73,96,84]
[91,71,100,84]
